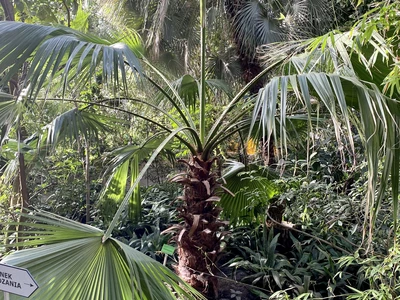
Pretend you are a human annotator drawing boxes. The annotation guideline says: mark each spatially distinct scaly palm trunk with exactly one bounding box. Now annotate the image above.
[172,155,224,299]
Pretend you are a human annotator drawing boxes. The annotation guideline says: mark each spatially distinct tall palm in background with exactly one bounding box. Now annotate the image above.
[1,1,400,300]
[225,0,337,91]
[100,0,339,84]
[99,0,201,74]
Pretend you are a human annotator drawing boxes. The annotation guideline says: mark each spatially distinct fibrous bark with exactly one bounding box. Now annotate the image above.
[170,155,225,299]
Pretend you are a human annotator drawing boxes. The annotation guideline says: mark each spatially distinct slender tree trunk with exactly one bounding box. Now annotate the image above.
[62,0,71,27]
[172,155,225,299]
[0,0,14,21]
[18,151,29,209]
[85,139,90,223]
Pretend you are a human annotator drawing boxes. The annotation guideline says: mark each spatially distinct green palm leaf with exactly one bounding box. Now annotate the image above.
[220,161,279,225]
[251,71,400,246]
[0,22,142,101]
[0,92,17,138]
[0,91,13,101]
[1,211,204,300]
[232,0,283,58]
[40,107,114,150]
[99,136,169,223]
[0,96,18,143]
[207,48,242,83]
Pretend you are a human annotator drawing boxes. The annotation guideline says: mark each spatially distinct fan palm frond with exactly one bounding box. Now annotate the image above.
[232,0,283,58]
[207,47,242,83]
[40,107,114,150]
[0,95,17,131]
[1,210,204,300]
[282,0,334,39]
[0,22,142,101]
[0,91,13,100]
[0,138,36,186]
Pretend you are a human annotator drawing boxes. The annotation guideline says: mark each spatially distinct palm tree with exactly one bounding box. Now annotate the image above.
[1,1,400,299]
[254,0,400,248]
[100,0,201,74]
[225,0,337,91]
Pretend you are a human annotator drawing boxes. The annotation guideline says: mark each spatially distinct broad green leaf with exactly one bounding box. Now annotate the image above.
[220,162,279,225]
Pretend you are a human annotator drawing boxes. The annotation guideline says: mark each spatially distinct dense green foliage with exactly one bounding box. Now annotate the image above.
[1,0,400,299]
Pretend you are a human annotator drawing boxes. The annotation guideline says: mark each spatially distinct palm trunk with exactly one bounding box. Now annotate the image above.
[225,0,265,94]
[172,155,224,299]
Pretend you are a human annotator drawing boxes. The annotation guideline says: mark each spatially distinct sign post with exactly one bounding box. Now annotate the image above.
[161,244,176,266]
[0,264,38,298]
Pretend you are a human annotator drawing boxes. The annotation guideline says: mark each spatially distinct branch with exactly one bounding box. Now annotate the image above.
[266,210,352,254]
[62,0,71,27]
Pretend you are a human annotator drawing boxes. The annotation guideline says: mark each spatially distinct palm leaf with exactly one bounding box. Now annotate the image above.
[38,107,116,151]
[0,22,142,101]
[98,136,168,223]
[251,72,400,247]
[0,138,37,186]
[1,210,204,300]
[0,91,13,101]
[206,48,242,83]
[0,97,18,143]
[232,0,283,58]
[220,161,279,225]
[281,0,334,39]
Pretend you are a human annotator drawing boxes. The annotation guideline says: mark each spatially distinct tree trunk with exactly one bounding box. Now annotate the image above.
[18,152,29,208]
[0,0,14,21]
[85,139,90,223]
[224,0,265,94]
[172,155,225,299]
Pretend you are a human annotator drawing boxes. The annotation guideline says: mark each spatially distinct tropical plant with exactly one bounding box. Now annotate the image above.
[1,0,400,299]
[340,244,400,299]
[1,210,203,299]
[255,0,400,250]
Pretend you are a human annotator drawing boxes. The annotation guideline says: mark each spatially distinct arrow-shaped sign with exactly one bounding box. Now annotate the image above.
[0,264,39,298]
[24,283,34,287]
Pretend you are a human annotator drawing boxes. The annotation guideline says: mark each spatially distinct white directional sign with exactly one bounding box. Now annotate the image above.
[0,264,38,298]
